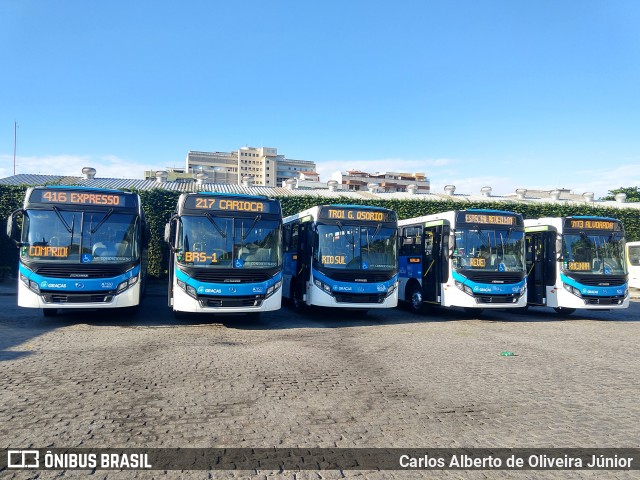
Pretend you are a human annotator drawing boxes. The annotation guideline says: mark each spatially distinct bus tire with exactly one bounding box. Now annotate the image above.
[292,279,307,313]
[408,284,425,314]
[554,307,576,315]
[42,308,58,317]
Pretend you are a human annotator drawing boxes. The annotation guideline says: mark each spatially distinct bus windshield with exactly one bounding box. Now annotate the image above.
[22,209,139,263]
[562,232,626,275]
[315,224,397,270]
[176,215,281,269]
[453,227,525,273]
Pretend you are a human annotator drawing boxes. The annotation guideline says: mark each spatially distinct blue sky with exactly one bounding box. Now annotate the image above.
[1,0,639,197]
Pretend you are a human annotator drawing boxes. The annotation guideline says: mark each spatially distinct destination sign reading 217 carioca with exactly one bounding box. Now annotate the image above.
[184,196,279,214]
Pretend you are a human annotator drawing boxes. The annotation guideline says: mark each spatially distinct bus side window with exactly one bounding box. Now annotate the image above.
[401,227,421,256]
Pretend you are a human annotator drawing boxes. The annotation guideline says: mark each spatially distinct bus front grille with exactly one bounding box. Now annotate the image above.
[334,293,386,304]
[475,294,519,304]
[584,296,625,305]
[199,295,264,308]
[571,275,627,286]
[324,271,395,283]
[191,271,273,283]
[43,293,114,304]
[35,265,126,278]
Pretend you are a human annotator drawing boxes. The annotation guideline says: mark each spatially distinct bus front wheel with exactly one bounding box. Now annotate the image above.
[408,285,425,314]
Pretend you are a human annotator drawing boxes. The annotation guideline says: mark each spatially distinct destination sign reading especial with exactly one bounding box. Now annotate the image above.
[462,213,516,226]
[183,196,278,214]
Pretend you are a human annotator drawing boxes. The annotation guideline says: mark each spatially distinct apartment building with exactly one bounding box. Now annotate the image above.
[335,170,430,193]
[184,147,316,187]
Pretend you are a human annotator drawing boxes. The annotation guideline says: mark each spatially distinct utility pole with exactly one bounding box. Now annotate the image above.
[13,121,17,175]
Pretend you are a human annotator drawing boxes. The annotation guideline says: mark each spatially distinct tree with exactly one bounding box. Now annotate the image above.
[600,186,640,202]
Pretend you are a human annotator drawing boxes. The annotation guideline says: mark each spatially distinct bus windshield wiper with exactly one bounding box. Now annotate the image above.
[52,206,73,233]
[242,215,261,241]
[90,209,114,234]
[337,221,356,245]
[205,213,227,238]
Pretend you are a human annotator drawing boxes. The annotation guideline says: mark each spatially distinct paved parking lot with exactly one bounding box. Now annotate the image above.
[1,281,639,479]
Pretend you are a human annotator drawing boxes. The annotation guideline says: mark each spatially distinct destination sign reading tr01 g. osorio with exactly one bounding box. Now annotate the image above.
[184,196,279,214]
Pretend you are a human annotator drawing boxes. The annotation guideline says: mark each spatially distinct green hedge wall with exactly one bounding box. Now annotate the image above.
[1,184,639,279]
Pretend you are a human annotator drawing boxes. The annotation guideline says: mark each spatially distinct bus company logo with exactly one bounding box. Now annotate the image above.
[376,284,386,292]
[40,281,67,289]
[101,282,114,288]
[473,286,493,293]
[252,287,264,293]
[229,287,237,293]
[7,449,39,468]
[357,286,365,292]
[75,282,84,289]
[203,288,222,294]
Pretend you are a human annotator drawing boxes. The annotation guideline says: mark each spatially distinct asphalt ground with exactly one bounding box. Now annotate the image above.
[1,279,639,480]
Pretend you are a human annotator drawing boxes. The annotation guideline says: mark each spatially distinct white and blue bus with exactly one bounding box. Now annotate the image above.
[164,193,283,318]
[282,205,398,311]
[398,209,527,314]
[525,216,629,314]
[6,186,148,316]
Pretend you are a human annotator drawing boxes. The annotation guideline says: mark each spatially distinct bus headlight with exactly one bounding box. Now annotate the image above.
[562,282,582,298]
[519,284,527,297]
[314,278,333,294]
[386,282,398,297]
[117,280,129,293]
[266,280,282,298]
[186,285,197,298]
[176,279,197,298]
[128,274,139,287]
[455,280,473,296]
[29,280,41,294]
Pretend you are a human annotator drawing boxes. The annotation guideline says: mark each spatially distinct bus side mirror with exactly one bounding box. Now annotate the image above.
[164,217,177,247]
[6,209,23,245]
[447,232,455,257]
[555,235,563,261]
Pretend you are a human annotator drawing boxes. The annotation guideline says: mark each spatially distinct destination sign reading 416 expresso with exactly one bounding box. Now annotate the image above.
[29,189,135,207]
[183,195,280,214]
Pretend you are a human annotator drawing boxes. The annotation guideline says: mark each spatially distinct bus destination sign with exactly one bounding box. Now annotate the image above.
[566,219,618,231]
[320,207,396,223]
[461,213,517,226]
[184,196,279,214]
[30,189,132,207]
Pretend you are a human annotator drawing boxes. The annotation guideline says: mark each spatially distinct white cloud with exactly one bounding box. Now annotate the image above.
[0,154,159,180]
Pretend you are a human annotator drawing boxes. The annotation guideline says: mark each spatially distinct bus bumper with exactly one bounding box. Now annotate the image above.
[442,284,527,308]
[550,287,629,310]
[17,279,141,309]
[306,282,398,309]
[172,279,282,314]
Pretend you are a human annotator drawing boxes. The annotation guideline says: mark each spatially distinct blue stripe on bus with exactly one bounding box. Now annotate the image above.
[312,268,398,294]
[452,270,526,295]
[19,264,140,291]
[175,268,282,296]
[560,273,627,297]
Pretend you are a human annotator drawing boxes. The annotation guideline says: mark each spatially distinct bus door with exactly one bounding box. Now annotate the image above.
[295,222,312,299]
[526,230,556,305]
[422,226,443,304]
